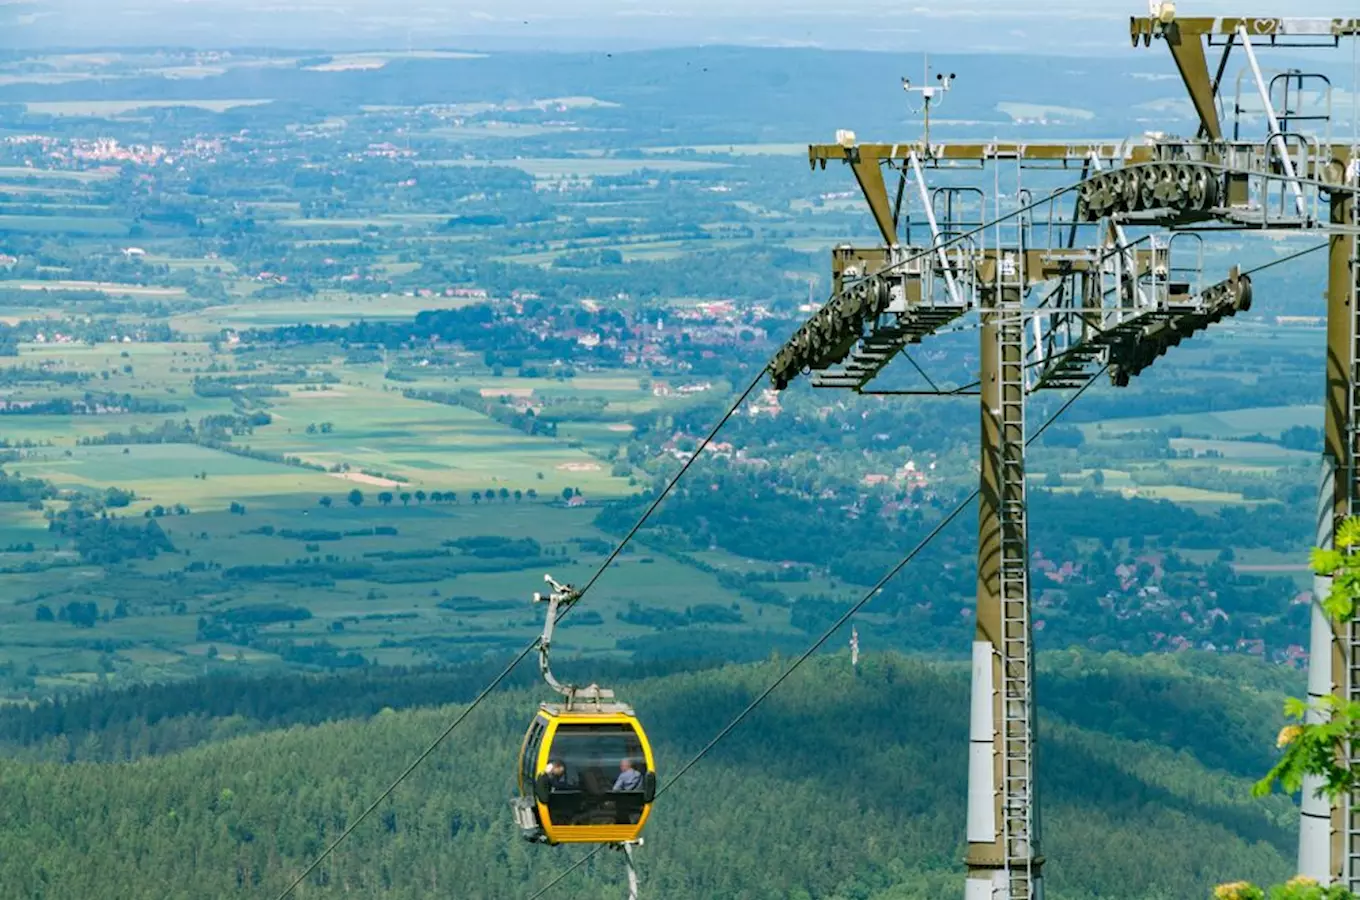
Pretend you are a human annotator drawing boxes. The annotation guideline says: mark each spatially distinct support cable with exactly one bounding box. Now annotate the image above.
[558,371,768,607]
[269,368,769,900]
[525,366,1108,900]
[522,239,1326,900]
[901,350,943,392]
[1249,240,1329,274]
[268,176,1330,900]
[267,170,1122,899]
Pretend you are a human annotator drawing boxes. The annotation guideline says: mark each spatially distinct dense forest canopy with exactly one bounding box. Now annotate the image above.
[0,652,1300,899]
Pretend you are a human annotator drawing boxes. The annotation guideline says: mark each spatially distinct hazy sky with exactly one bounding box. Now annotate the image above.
[5,0,1360,52]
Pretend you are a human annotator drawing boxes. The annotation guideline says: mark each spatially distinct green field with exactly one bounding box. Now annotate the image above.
[0,280,185,297]
[419,157,731,177]
[0,329,802,689]
[0,215,127,234]
[642,143,811,156]
[1087,404,1322,438]
[1170,438,1314,462]
[170,293,461,333]
[0,491,826,686]
[0,166,116,183]
[239,384,635,495]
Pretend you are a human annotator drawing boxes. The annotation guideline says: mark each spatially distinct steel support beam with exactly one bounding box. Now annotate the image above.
[1236,26,1308,217]
[1338,175,1360,891]
[848,149,898,246]
[1301,456,1336,882]
[1132,16,1360,41]
[967,281,1040,900]
[910,151,965,307]
[1318,168,1357,887]
[1164,21,1224,141]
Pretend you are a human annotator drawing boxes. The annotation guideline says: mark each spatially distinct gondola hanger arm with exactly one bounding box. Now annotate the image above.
[535,574,612,707]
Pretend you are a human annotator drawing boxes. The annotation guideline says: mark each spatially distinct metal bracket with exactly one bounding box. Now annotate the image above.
[1237,25,1309,217]
[534,574,614,708]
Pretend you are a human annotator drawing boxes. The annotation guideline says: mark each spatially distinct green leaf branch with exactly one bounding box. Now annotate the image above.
[1218,518,1360,899]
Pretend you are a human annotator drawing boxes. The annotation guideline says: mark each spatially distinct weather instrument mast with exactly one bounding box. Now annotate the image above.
[901,55,956,150]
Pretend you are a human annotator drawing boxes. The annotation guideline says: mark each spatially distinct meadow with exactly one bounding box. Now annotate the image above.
[0,327,844,695]
[418,157,732,178]
[1087,405,1323,440]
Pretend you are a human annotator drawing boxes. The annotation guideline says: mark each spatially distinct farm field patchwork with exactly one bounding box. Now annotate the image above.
[1085,405,1322,439]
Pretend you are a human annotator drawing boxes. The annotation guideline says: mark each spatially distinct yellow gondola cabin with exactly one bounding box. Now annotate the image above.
[510,574,658,846]
[515,703,657,844]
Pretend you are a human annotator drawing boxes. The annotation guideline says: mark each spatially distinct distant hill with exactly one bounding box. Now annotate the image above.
[7,0,1358,54]
[0,45,1204,143]
[0,650,1298,898]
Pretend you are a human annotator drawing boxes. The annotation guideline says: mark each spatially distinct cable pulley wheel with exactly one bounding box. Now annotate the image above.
[1120,169,1141,214]
[1188,168,1208,210]
[1139,166,1159,211]
[1172,165,1193,207]
[1099,175,1121,216]
[1200,171,1220,210]
[1077,179,1100,219]
[1082,174,1101,212]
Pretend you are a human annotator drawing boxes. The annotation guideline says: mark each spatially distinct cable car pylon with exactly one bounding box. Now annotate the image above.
[512,574,657,896]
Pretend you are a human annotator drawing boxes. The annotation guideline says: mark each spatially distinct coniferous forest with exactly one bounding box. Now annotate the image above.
[0,651,1297,899]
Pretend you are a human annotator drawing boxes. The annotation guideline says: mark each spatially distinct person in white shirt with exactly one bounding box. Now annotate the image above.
[611,757,643,791]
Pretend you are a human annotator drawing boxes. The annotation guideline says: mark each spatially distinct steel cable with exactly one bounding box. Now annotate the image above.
[274,208,1330,900]
[525,365,1107,900]
[269,366,769,900]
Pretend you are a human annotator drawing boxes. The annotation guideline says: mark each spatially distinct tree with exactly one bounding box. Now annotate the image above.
[428,491,441,503]
[562,487,573,501]
[347,489,363,508]
[498,488,509,502]
[379,492,394,506]
[319,496,333,508]
[527,488,537,501]
[1241,516,1360,900]
[471,491,481,505]
[399,492,411,506]
[415,490,426,504]
[514,489,522,503]
[450,491,458,504]
[1258,516,1360,798]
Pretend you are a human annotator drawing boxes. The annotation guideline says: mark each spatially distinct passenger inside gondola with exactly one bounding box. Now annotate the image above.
[543,723,649,826]
[612,758,642,792]
[537,759,570,793]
